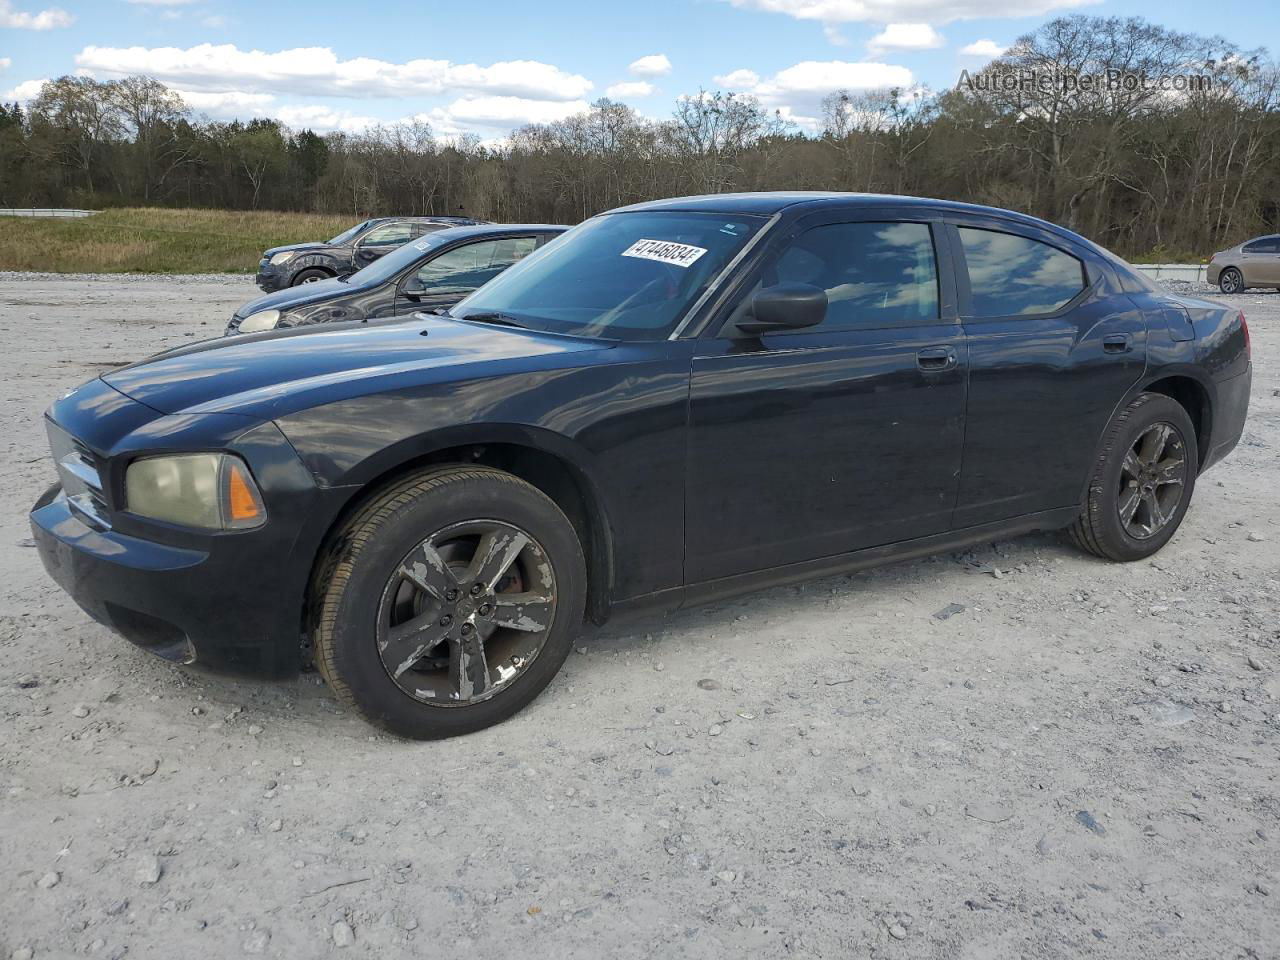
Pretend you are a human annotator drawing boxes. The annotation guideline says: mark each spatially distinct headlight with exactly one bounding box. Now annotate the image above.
[269,251,296,265]
[125,454,266,530]
[238,309,280,333]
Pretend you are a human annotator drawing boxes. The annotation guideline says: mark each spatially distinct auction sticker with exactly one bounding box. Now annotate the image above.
[621,239,708,268]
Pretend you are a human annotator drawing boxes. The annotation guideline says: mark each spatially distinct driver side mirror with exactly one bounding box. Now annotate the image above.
[403,276,427,301]
[733,283,827,336]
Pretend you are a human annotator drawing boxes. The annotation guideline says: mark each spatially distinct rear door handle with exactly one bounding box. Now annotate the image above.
[1103,334,1131,353]
[916,346,957,372]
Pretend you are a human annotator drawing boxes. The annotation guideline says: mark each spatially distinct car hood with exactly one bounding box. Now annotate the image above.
[263,241,335,257]
[235,276,356,318]
[102,317,609,420]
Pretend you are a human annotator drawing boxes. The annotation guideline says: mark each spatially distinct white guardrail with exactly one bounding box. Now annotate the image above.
[1132,263,1208,282]
[0,208,99,218]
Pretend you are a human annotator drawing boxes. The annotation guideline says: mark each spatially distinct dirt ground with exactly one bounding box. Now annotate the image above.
[0,273,1277,960]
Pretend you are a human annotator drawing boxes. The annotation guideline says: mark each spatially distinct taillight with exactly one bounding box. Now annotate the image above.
[1240,311,1250,361]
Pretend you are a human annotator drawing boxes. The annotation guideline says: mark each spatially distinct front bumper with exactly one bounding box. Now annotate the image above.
[31,484,304,679]
[256,260,288,292]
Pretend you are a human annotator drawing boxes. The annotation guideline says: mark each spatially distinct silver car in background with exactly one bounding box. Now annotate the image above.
[1208,234,1280,293]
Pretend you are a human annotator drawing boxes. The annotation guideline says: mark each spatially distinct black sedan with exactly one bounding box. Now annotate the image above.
[30,192,1251,740]
[256,215,483,291]
[229,224,566,336]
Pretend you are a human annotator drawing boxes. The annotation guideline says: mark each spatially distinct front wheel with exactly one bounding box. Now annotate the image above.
[312,466,586,739]
[291,268,331,286]
[1218,267,1243,294]
[1068,393,1198,562]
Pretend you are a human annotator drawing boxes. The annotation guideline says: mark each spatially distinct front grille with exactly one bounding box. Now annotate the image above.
[46,419,110,529]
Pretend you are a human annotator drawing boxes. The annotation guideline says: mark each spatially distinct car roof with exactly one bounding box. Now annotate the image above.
[611,190,1071,230]
[415,223,568,241]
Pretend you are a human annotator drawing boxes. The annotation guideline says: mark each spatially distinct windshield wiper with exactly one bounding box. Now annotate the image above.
[456,311,529,330]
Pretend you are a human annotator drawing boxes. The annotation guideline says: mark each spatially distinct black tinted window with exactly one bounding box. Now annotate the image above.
[959,227,1085,317]
[1243,237,1280,253]
[768,221,939,330]
[415,237,538,295]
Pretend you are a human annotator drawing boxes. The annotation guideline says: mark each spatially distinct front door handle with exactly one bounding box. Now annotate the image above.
[916,346,957,372]
[1103,334,1132,354]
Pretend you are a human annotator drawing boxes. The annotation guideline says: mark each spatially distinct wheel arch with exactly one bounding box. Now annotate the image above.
[1076,369,1216,507]
[301,427,617,643]
[1139,372,1213,470]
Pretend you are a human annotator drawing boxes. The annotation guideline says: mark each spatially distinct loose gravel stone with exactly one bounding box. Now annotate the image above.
[135,855,163,886]
[332,921,355,947]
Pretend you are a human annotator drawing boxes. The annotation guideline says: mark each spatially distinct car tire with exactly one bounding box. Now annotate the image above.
[1218,267,1243,294]
[291,268,331,286]
[311,466,586,739]
[1068,393,1198,562]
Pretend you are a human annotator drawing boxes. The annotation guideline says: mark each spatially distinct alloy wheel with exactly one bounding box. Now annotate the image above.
[1220,269,1241,293]
[375,520,557,706]
[1117,422,1188,540]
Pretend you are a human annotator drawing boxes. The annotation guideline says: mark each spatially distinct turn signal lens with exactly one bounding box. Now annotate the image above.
[223,457,266,528]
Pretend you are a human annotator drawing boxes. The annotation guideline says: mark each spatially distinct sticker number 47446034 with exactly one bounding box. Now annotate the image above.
[621,239,708,268]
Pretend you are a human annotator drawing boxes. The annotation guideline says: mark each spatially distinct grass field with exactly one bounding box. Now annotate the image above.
[0,208,357,274]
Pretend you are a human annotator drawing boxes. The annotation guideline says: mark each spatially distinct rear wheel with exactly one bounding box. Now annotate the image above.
[312,466,586,739]
[1218,267,1243,294]
[1068,393,1197,562]
[291,268,331,286]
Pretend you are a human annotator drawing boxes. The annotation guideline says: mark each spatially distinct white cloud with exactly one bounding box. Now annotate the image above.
[0,0,73,28]
[713,69,760,89]
[605,80,655,98]
[74,44,593,102]
[867,23,944,53]
[823,23,848,45]
[753,60,914,100]
[723,0,1096,25]
[0,58,10,72]
[729,59,915,123]
[628,54,672,77]
[2,78,47,103]
[427,95,591,133]
[174,88,276,116]
[960,39,1005,57]
[773,105,823,132]
[273,104,379,133]
[200,14,227,26]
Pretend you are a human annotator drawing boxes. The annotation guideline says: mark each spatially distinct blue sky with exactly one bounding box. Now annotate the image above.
[0,0,1272,140]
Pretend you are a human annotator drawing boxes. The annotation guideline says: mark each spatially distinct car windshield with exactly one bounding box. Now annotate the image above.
[345,230,457,286]
[328,220,373,245]
[451,211,765,340]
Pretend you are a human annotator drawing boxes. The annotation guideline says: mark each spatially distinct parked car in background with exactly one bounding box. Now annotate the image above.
[256,216,485,291]
[229,224,565,336]
[1208,234,1280,293]
[30,193,1251,740]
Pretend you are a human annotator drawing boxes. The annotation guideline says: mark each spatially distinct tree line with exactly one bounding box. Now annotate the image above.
[1,14,1277,260]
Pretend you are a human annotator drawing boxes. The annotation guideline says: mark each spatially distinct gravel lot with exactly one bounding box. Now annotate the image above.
[1,274,1277,960]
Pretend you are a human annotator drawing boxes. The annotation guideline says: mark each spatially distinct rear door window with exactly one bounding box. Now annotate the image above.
[958,227,1086,318]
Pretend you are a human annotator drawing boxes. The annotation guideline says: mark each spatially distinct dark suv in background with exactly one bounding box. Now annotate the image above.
[257,216,485,291]
[228,224,565,335]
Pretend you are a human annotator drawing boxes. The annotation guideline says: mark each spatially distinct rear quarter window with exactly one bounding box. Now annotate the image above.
[958,227,1086,318]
